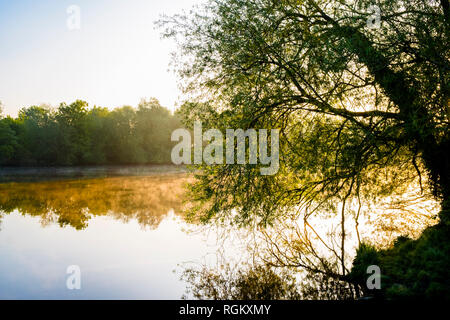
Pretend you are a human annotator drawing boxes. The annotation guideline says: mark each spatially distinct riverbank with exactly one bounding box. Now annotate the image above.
[0,164,188,182]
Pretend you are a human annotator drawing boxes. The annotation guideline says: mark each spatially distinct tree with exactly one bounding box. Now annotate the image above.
[160,0,449,298]
[56,100,91,165]
[18,105,58,165]
[85,106,111,164]
[136,98,180,163]
[0,117,19,164]
[105,105,145,164]
[0,99,179,166]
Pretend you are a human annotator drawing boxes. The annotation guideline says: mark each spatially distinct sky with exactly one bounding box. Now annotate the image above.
[0,0,201,117]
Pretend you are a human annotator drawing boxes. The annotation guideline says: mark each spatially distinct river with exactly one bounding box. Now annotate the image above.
[0,171,227,299]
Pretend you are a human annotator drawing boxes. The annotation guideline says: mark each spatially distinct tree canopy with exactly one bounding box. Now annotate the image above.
[160,0,449,299]
[160,0,449,222]
[0,98,180,166]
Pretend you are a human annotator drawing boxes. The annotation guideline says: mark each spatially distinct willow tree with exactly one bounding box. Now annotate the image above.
[161,0,449,298]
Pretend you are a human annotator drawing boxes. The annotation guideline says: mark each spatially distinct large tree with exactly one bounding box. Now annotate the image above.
[161,0,449,298]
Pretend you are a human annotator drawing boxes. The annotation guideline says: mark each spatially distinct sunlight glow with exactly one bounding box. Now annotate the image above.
[0,0,202,116]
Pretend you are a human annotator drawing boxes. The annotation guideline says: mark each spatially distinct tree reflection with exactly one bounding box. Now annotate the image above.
[180,185,438,300]
[181,263,302,300]
[181,262,357,300]
[0,174,190,230]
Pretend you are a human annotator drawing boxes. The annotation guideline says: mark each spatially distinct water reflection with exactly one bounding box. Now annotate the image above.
[0,174,191,230]
[0,174,439,299]
[0,174,229,299]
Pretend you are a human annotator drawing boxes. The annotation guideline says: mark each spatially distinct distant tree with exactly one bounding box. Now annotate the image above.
[18,105,58,165]
[0,117,18,164]
[104,105,144,164]
[55,100,91,165]
[0,98,179,166]
[136,98,178,163]
[85,106,110,164]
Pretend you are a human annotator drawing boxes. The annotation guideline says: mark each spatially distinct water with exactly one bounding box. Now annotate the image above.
[0,174,220,299]
[0,172,438,299]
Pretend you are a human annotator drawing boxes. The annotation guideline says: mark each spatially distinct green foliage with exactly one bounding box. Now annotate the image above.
[0,117,19,164]
[0,99,180,166]
[160,0,450,299]
[349,223,450,300]
[348,243,380,283]
[160,0,449,225]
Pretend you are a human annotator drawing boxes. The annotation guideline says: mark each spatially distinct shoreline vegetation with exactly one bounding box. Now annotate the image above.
[0,98,180,167]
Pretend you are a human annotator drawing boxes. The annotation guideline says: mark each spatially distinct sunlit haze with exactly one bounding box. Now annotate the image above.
[0,0,201,116]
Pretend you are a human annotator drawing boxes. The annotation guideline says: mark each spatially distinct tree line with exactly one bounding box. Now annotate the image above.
[0,98,180,166]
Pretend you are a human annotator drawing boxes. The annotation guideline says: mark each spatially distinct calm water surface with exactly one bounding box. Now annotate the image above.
[0,174,221,299]
[1,172,435,299]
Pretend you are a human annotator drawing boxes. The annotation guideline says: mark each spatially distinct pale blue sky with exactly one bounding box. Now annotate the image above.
[0,0,201,116]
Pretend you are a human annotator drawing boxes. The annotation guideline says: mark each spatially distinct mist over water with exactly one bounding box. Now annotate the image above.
[0,174,224,299]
